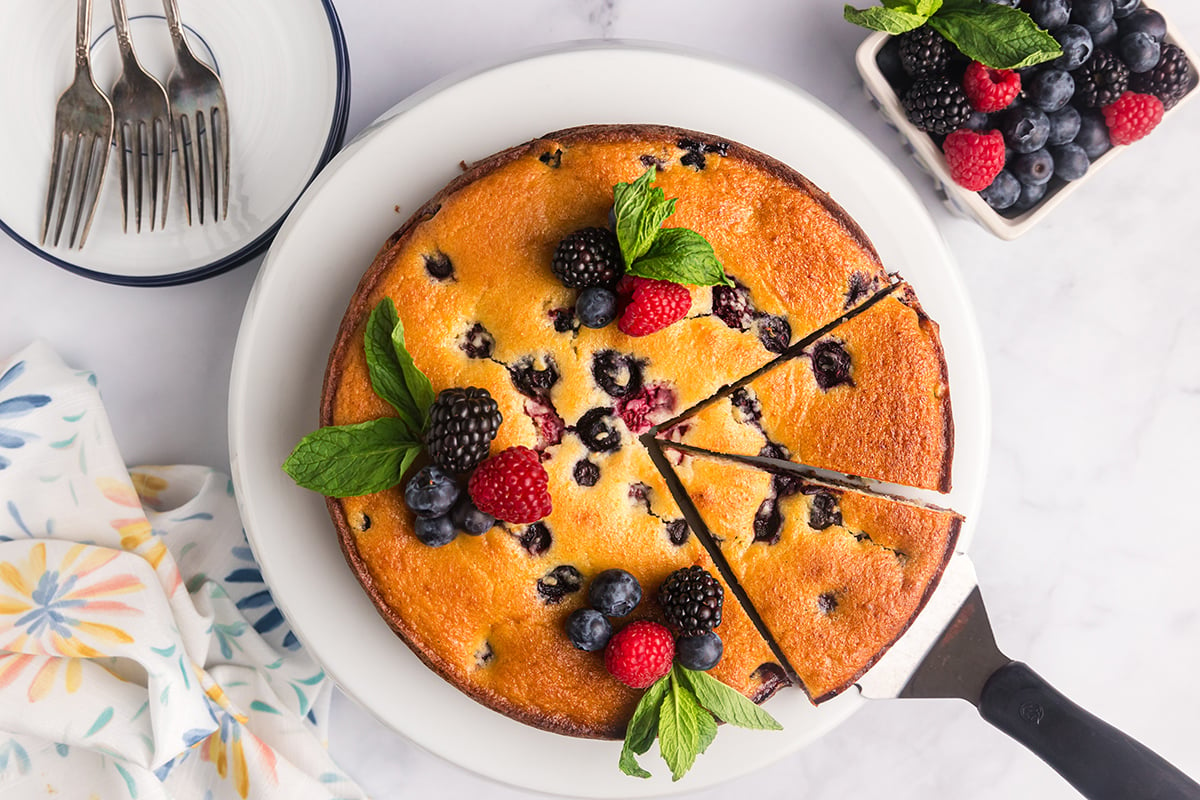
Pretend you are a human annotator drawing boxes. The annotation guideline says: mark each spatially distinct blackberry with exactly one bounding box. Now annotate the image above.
[1130,44,1192,110]
[1074,49,1130,107]
[659,566,724,635]
[810,339,854,392]
[901,78,973,135]
[806,490,844,531]
[551,227,622,289]
[458,323,494,359]
[425,387,502,473]
[897,27,956,79]
[711,282,754,330]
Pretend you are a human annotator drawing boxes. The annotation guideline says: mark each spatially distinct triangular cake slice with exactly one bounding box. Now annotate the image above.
[663,447,961,701]
[657,284,953,492]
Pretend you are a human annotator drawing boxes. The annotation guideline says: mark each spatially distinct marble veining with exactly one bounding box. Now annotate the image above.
[2,0,1199,798]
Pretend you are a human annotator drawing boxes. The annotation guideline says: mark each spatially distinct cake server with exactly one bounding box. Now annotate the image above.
[857,552,1200,800]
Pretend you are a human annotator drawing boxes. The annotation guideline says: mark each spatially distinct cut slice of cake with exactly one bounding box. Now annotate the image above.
[662,447,961,701]
[657,284,953,492]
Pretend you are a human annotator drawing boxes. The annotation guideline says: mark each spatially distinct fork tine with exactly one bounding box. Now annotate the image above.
[195,110,207,225]
[41,131,67,246]
[52,133,82,247]
[68,132,102,248]
[176,112,195,226]
[134,120,146,233]
[209,106,226,221]
[117,123,130,233]
[150,117,166,230]
[76,132,109,248]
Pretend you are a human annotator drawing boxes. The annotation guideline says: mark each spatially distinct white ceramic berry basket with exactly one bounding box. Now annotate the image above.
[854,6,1200,240]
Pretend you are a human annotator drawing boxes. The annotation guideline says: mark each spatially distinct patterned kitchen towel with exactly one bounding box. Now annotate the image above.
[0,341,367,800]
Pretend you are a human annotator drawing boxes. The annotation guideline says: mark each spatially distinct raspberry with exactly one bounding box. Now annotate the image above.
[1130,44,1193,110]
[604,620,674,688]
[425,387,502,473]
[1075,49,1130,107]
[551,227,623,289]
[962,61,1021,113]
[616,276,691,337]
[467,446,552,524]
[897,27,957,79]
[1102,92,1164,145]
[942,129,1006,191]
[901,78,973,135]
[659,566,724,635]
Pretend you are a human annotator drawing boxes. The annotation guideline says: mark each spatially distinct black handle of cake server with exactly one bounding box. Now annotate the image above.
[978,661,1200,799]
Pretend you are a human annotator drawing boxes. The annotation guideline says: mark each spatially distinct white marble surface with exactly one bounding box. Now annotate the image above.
[3,1,1200,798]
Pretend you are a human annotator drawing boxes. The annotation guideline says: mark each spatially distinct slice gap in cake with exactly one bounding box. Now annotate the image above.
[654,283,953,493]
[649,279,900,435]
[647,439,962,703]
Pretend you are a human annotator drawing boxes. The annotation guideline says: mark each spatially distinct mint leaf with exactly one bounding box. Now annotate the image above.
[695,706,718,756]
[391,309,435,426]
[658,670,704,782]
[677,667,783,731]
[928,6,1061,69]
[365,300,422,435]
[627,227,732,288]
[283,417,421,497]
[613,166,674,265]
[843,4,928,34]
[913,0,942,16]
[618,674,670,779]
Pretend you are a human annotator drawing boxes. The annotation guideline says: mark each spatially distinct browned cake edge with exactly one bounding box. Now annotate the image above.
[892,283,955,494]
[319,125,832,739]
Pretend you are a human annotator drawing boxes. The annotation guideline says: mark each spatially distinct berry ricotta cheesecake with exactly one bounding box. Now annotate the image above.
[296,124,960,756]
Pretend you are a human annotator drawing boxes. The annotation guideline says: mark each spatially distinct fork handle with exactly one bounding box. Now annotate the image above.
[74,0,94,71]
[160,0,193,59]
[109,0,138,66]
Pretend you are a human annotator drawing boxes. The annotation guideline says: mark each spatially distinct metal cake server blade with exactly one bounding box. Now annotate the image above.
[858,553,1200,799]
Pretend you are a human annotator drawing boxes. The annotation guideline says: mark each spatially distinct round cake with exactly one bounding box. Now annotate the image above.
[317,124,957,739]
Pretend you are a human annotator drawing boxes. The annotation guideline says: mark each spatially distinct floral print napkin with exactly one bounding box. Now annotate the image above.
[0,342,366,800]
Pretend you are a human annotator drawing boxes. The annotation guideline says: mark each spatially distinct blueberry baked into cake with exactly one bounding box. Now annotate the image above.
[285,124,961,779]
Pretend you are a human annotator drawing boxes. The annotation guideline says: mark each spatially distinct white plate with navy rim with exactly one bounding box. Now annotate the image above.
[229,41,991,798]
[0,0,350,286]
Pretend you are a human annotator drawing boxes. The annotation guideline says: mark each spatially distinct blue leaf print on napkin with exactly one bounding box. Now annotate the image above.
[0,360,52,471]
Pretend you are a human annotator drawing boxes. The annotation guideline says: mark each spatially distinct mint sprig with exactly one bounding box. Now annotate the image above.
[619,664,782,781]
[283,298,431,498]
[844,0,1062,69]
[612,166,732,288]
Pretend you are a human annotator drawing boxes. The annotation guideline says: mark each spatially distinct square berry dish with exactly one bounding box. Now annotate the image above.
[854,0,1199,239]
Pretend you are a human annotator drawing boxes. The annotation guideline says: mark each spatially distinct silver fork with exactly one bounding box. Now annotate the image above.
[109,0,172,232]
[162,0,230,225]
[41,0,114,249]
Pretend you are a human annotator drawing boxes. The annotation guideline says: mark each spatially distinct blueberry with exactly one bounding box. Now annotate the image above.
[573,459,600,487]
[1120,32,1161,72]
[1012,149,1056,186]
[404,466,459,518]
[1075,109,1113,159]
[1050,143,1090,180]
[459,323,494,359]
[576,408,622,453]
[1030,0,1071,31]
[577,287,618,329]
[807,490,844,530]
[1119,8,1166,41]
[1112,0,1141,19]
[1054,25,1094,70]
[1071,0,1115,34]
[676,632,724,671]
[753,498,783,545]
[1027,69,1075,112]
[538,565,584,604]
[413,515,457,547]
[450,495,495,535]
[565,608,612,651]
[588,569,642,617]
[981,0,1020,5]
[1011,180,1049,213]
[517,521,552,556]
[979,170,1022,210]
[509,356,559,399]
[1093,19,1119,47]
[756,315,791,353]
[810,339,853,391]
[666,519,690,545]
[591,350,643,398]
[962,110,992,131]
[712,282,754,331]
[1002,105,1051,154]
[422,251,453,281]
[1047,105,1082,145]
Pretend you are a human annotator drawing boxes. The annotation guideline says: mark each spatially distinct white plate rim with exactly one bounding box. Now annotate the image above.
[228,40,991,798]
[0,0,352,287]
